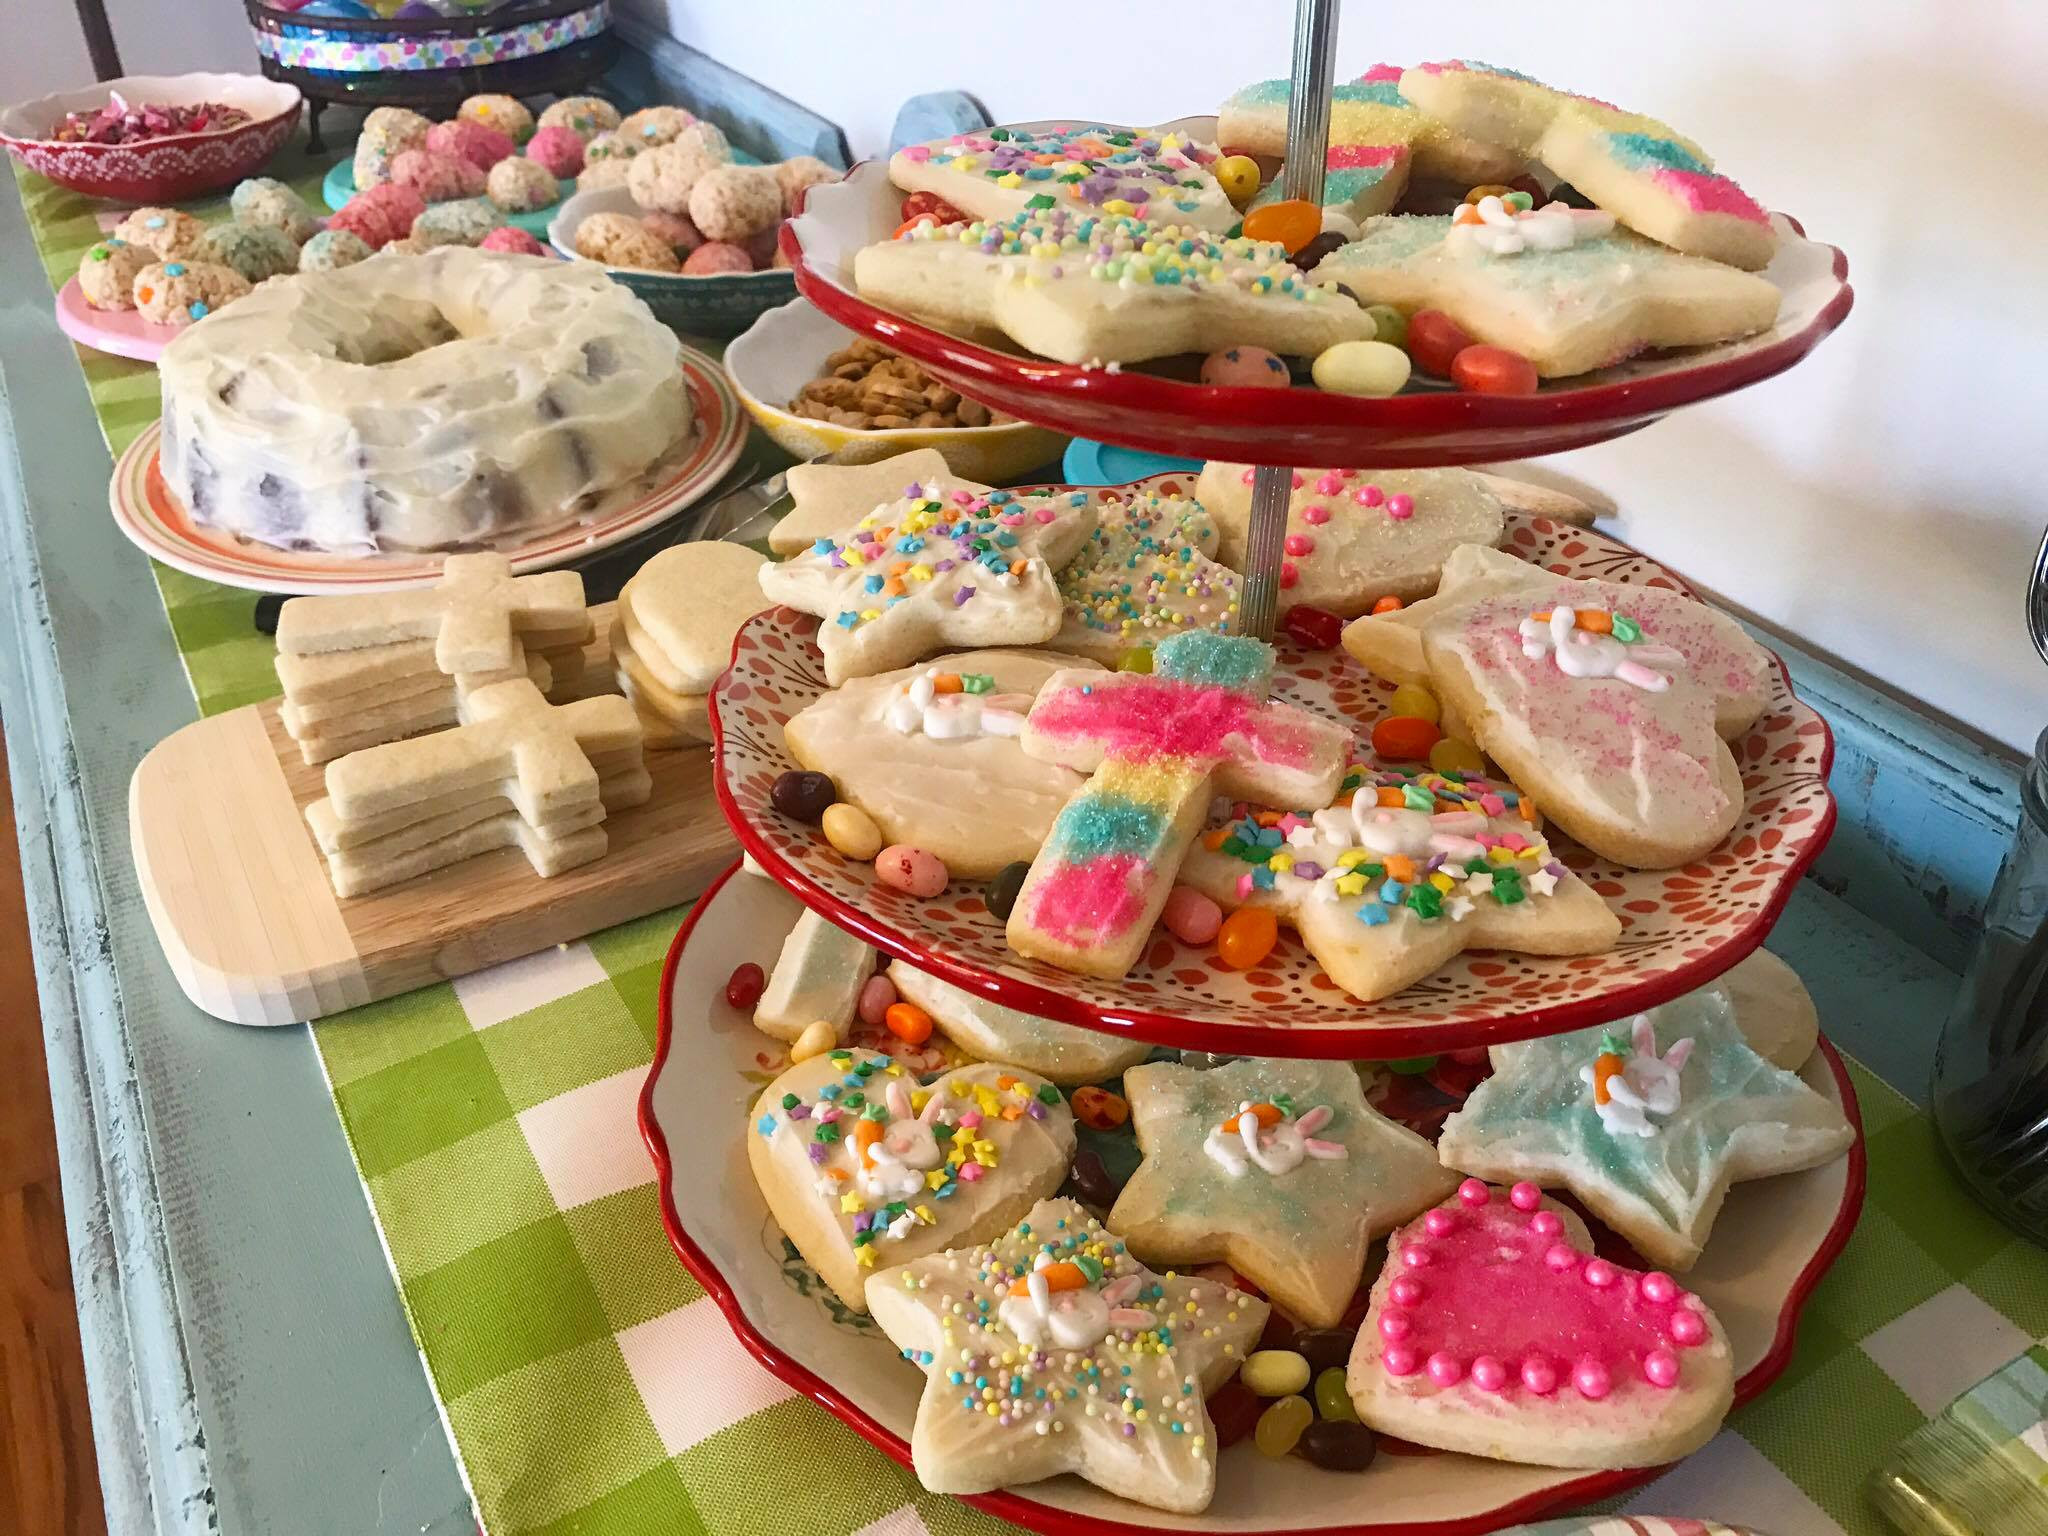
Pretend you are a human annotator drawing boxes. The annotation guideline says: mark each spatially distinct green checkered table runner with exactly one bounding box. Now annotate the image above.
[15,150,2048,1536]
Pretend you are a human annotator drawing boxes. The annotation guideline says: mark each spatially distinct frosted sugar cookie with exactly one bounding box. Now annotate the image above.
[1348,1180,1736,1467]
[890,124,1236,234]
[771,451,985,556]
[1111,1057,1456,1327]
[748,1050,1075,1310]
[866,1196,1265,1512]
[1050,490,1241,661]
[853,209,1376,367]
[1312,212,1780,378]
[1220,64,1522,188]
[884,961,1151,1085]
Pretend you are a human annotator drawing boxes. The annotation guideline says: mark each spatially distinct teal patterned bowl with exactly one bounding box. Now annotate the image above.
[548,183,794,340]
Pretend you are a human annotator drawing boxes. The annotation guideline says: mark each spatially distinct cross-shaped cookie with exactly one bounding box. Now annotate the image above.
[275,552,588,675]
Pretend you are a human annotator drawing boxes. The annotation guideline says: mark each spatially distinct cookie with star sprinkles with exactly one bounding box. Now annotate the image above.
[748,1049,1076,1311]
[865,1195,1268,1513]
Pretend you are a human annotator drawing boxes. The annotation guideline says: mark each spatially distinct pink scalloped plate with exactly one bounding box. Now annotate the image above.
[782,118,1853,470]
[640,862,1866,1536]
[56,274,175,363]
[711,481,1837,1059]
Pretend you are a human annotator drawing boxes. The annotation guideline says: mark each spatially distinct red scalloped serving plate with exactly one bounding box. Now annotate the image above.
[640,862,1866,1536]
[710,482,1837,1060]
[781,117,1853,470]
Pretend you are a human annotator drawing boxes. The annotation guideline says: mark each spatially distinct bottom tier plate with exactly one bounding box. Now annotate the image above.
[641,862,1866,1536]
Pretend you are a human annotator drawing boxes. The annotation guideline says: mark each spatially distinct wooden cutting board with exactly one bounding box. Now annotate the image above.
[130,601,734,1026]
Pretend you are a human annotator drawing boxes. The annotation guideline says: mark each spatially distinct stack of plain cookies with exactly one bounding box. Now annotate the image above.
[610,543,769,748]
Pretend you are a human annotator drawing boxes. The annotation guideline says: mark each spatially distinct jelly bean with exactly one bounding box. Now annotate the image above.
[1451,343,1540,395]
[1363,303,1407,350]
[1405,309,1475,377]
[1241,1349,1312,1398]
[1064,1145,1124,1209]
[875,844,948,898]
[1070,1085,1128,1130]
[1315,1366,1360,1422]
[1116,644,1158,671]
[1386,682,1439,724]
[1253,1394,1314,1458]
[1507,174,1548,203]
[1210,1379,1264,1453]
[1283,604,1344,651]
[900,190,967,224]
[1298,1419,1378,1472]
[1292,1327,1359,1375]
[790,1018,836,1062]
[1464,183,1514,204]
[822,802,883,860]
[1386,1055,1438,1075]
[1502,189,1535,213]
[1242,198,1322,254]
[1199,345,1289,389]
[1370,595,1404,615]
[1216,907,1279,969]
[1162,885,1223,945]
[857,974,897,1027]
[1288,230,1346,271]
[1258,1311,1299,1353]
[1311,339,1410,398]
[1214,154,1262,209]
[985,860,1030,920]
[1428,737,1487,776]
[771,769,836,821]
[1371,715,1441,762]
[884,1001,933,1045]
[724,962,765,1011]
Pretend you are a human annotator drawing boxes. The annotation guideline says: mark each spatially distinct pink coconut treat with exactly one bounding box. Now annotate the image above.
[523,125,586,180]
[425,118,516,172]
[640,209,702,257]
[328,183,428,250]
[479,225,547,256]
[389,148,486,203]
[682,240,754,274]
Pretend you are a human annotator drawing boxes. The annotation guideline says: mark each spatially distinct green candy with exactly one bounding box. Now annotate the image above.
[1363,303,1408,349]
[1315,1366,1359,1422]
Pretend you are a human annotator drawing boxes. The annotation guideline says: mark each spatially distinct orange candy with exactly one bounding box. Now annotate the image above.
[1241,198,1322,255]
[1217,907,1280,969]
[894,214,939,238]
[1371,595,1405,615]
[1071,1085,1129,1129]
[1009,1261,1090,1297]
[1372,714,1442,762]
[883,1001,933,1044]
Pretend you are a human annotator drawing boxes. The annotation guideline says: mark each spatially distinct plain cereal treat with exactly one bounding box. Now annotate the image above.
[230,178,320,244]
[298,229,375,272]
[538,95,620,140]
[77,239,151,309]
[412,198,506,249]
[457,93,534,143]
[352,105,431,189]
[133,260,250,328]
[114,207,203,259]
[574,211,680,272]
[686,164,781,242]
[577,156,633,191]
[485,156,559,213]
[624,122,731,213]
[772,155,841,216]
[616,104,695,149]
[195,221,300,283]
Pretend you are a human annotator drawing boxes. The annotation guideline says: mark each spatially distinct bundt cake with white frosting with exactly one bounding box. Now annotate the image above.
[158,246,691,553]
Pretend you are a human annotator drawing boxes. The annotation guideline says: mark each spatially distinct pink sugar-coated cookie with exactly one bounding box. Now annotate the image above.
[683,240,754,274]
[640,209,702,256]
[478,225,546,256]
[424,118,515,172]
[523,125,586,179]
[328,183,427,249]
[389,148,485,204]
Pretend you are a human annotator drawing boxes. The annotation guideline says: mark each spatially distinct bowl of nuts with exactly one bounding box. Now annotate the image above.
[725,297,1067,480]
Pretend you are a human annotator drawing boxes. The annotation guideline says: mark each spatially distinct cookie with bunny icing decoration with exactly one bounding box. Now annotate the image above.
[747,1048,1075,1311]
[1347,1179,1736,1468]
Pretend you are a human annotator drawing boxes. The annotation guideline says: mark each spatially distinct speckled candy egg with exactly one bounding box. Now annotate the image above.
[874,845,948,899]
[523,125,585,179]
[687,164,781,242]
[478,225,547,257]
[412,198,505,249]
[194,221,299,283]
[230,178,319,244]
[457,93,534,143]
[537,95,620,141]
[485,156,559,213]
[77,239,150,309]
[298,228,375,271]
[327,183,426,249]
[1201,345,1290,388]
[424,118,516,172]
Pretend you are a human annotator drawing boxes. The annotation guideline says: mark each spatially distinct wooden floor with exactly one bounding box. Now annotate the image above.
[0,736,105,1535]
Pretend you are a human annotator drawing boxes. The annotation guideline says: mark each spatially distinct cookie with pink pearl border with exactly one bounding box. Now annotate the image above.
[1347,1179,1735,1469]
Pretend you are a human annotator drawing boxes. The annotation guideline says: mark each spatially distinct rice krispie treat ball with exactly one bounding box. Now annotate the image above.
[577,154,633,191]
[683,241,752,275]
[485,156,560,213]
[412,198,506,249]
[626,122,732,214]
[328,183,428,249]
[425,118,516,172]
[639,209,702,258]
[379,236,428,257]
[458,94,534,143]
[617,104,697,149]
[230,177,320,243]
[390,148,486,203]
[479,225,548,256]
[574,211,681,272]
[132,260,250,328]
[687,164,782,242]
[77,239,150,310]
[114,207,204,259]
[195,221,300,284]
[353,106,431,189]
[523,125,586,179]
[298,228,375,272]
[772,155,841,216]
[538,95,620,141]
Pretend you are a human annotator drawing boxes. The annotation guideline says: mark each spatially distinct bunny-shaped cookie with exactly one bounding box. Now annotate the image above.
[1581,1014,1694,1137]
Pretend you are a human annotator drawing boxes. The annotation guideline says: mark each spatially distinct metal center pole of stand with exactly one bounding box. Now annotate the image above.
[1240,0,1342,641]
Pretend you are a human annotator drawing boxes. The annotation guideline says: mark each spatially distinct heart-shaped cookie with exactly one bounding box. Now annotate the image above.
[748,1049,1076,1311]
[1348,1179,1734,1469]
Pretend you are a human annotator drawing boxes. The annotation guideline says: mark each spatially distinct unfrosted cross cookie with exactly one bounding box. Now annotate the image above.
[275,552,588,675]
[1050,490,1241,661]
[853,208,1377,367]
[1178,756,1620,1003]
[1110,1058,1455,1328]
[1007,632,1349,980]
[1399,62,1777,269]
[759,484,1097,685]
[890,123,1237,234]
[1311,211,1781,378]
[1437,983,1854,1270]
[865,1196,1266,1513]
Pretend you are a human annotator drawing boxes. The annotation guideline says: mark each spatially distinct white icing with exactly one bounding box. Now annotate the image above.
[856,1079,944,1200]
[1580,1014,1695,1137]
[882,670,1036,740]
[1447,197,1617,256]
[1518,606,1686,693]
[1201,1101,1347,1177]
[997,1254,1151,1349]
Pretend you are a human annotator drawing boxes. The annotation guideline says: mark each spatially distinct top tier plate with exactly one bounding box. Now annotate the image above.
[712,492,1837,1059]
[782,117,1853,469]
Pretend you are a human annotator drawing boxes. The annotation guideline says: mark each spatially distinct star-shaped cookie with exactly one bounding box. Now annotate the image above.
[772,450,989,555]
[1050,489,1241,661]
[759,484,1097,685]
[865,1196,1266,1513]
[1109,1058,1456,1328]
[1436,983,1855,1270]
[1178,757,1621,1005]
[1311,213,1780,378]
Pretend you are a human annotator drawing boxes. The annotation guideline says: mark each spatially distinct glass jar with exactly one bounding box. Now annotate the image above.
[1932,727,2048,1244]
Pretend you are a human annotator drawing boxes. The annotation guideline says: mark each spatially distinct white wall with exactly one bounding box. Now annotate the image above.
[4,0,253,104]
[634,0,2048,753]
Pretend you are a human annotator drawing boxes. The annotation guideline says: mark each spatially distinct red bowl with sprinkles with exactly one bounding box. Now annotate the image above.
[781,116,1853,469]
